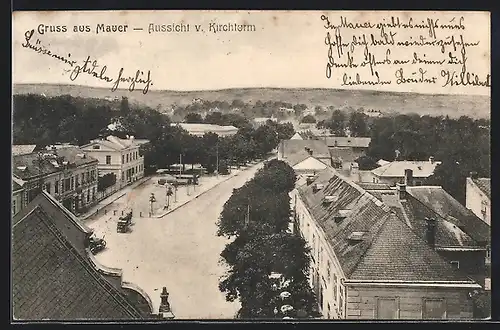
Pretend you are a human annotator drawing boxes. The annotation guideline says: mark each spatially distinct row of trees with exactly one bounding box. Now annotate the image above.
[217,159,320,319]
[13,94,295,177]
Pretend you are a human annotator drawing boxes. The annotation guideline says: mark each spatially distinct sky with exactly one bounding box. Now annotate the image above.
[12,10,490,96]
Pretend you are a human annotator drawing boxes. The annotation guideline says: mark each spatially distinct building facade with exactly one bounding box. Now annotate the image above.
[291,168,482,320]
[81,135,148,189]
[12,177,27,217]
[466,176,491,226]
[12,147,99,214]
[369,158,441,186]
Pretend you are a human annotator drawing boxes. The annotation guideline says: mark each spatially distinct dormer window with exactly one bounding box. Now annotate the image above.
[17,166,27,171]
[313,183,324,192]
[92,145,100,149]
[334,209,351,223]
[323,195,338,204]
[348,231,366,242]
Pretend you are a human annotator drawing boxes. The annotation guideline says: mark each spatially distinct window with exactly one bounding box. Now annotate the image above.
[12,199,16,215]
[122,155,125,164]
[376,298,399,319]
[70,177,74,190]
[92,145,100,149]
[450,261,460,269]
[312,234,316,261]
[92,187,96,200]
[333,274,338,302]
[55,180,59,193]
[87,190,90,203]
[423,299,446,319]
[64,178,70,191]
[126,154,129,162]
[81,173,85,184]
[339,285,344,315]
[106,155,111,165]
[327,302,331,319]
[75,176,80,188]
[486,248,491,259]
[327,261,331,282]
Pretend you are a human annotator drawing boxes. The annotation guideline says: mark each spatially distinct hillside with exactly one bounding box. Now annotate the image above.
[13,84,490,119]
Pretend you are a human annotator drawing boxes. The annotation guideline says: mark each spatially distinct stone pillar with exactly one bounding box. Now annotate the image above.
[159,287,175,319]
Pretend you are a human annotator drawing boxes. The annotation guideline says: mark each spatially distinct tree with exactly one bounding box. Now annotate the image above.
[97,173,117,191]
[300,114,316,124]
[184,112,204,123]
[348,112,369,137]
[120,96,130,115]
[327,110,346,136]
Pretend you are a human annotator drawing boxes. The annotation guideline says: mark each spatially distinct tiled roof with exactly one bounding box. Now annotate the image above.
[364,185,490,248]
[371,160,441,178]
[12,192,151,320]
[83,136,150,151]
[329,147,364,163]
[12,145,36,156]
[297,169,473,282]
[324,137,371,148]
[407,186,490,245]
[472,178,491,200]
[12,148,97,180]
[279,140,330,161]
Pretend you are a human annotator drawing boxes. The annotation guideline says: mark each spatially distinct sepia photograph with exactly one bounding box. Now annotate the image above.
[11,10,490,321]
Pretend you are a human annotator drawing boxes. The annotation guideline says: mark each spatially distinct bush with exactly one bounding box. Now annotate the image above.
[97,173,116,191]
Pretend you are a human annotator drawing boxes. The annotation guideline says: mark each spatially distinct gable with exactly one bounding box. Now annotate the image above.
[81,141,119,152]
[293,157,328,171]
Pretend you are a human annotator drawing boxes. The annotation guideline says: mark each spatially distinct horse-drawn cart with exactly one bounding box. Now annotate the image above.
[117,210,133,233]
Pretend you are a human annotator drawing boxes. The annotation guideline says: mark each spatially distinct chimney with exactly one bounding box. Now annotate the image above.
[429,156,435,164]
[396,182,407,200]
[404,169,413,186]
[470,171,478,179]
[425,217,437,248]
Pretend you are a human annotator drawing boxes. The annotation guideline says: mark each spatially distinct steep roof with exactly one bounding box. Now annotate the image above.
[12,192,151,320]
[472,178,491,200]
[82,136,149,151]
[329,147,365,163]
[297,169,474,282]
[12,145,37,156]
[363,185,490,248]
[12,148,97,180]
[371,160,441,178]
[324,137,371,148]
[407,186,490,245]
[279,140,330,164]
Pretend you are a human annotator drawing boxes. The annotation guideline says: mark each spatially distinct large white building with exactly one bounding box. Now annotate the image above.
[170,123,238,137]
[81,135,149,189]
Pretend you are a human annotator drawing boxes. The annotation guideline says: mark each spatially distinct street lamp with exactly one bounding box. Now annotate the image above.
[149,192,156,216]
[166,186,173,209]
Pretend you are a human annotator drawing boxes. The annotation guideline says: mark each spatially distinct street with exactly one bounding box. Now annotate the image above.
[86,163,263,319]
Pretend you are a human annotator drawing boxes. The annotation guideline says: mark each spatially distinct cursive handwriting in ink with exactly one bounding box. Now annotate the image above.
[395,68,437,84]
[111,68,153,95]
[441,35,490,88]
[69,56,113,83]
[21,29,77,67]
[342,72,391,86]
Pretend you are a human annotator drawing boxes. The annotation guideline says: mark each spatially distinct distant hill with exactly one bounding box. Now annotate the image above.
[13,84,490,119]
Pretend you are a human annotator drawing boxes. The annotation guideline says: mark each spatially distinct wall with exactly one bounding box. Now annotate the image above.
[372,176,429,187]
[465,179,490,226]
[292,190,347,319]
[346,285,474,320]
[12,189,25,216]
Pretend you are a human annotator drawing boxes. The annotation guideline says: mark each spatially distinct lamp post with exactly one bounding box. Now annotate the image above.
[149,192,156,216]
[166,186,173,209]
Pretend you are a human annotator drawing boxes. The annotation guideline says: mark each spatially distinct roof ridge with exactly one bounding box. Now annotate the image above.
[35,207,145,319]
[406,194,480,245]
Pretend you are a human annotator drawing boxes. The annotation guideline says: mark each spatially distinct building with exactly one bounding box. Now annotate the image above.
[290,132,304,140]
[81,135,149,189]
[12,147,99,214]
[170,123,238,136]
[323,137,371,151]
[466,174,491,226]
[253,117,277,128]
[291,168,482,320]
[278,140,332,175]
[12,144,37,156]
[369,157,441,186]
[12,176,27,217]
[359,169,490,289]
[12,191,158,320]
